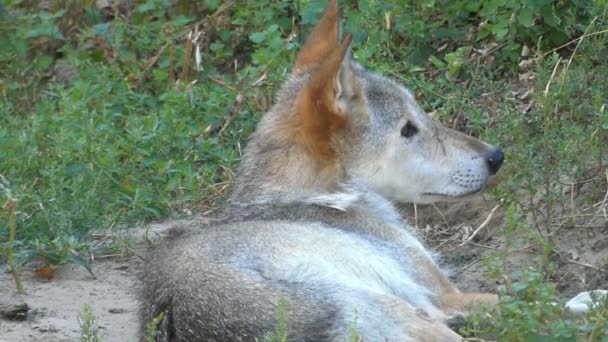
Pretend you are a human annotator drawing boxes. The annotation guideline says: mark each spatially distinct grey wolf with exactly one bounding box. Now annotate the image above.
[141,1,507,340]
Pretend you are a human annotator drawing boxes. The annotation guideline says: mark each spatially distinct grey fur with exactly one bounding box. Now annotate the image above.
[140,5,503,341]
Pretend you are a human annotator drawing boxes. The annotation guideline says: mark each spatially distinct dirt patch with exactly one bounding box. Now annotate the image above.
[0,219,195,342]
[0,258,139,342]
[403,189,608,300]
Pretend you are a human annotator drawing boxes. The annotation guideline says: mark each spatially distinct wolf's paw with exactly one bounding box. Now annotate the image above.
[565,290,608,314]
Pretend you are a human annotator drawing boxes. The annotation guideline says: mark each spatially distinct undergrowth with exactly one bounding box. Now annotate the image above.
[1,0,607,340]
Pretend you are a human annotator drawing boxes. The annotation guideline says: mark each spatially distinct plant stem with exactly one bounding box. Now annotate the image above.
[3,199,26,294]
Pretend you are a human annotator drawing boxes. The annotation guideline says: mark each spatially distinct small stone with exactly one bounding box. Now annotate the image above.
[0,300,30,321]
[96,0,110,9]
[37,324,59,333]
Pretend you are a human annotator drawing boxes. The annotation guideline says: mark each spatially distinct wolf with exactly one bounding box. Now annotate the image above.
[140,1,507,340]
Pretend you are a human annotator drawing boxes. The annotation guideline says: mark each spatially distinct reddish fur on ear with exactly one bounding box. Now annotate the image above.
[294,0,340,73]
[295,34,353,164]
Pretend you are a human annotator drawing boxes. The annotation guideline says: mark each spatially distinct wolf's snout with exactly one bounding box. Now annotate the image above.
[486,149,504,175]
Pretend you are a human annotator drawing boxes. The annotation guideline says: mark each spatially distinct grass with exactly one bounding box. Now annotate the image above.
[1,0,607,340]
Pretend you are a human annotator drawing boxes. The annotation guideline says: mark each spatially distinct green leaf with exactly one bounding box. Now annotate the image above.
[249,32,266,44]
[480,0,505,17]
[435,28,463,40]
[203,0,220,10]
[492,20,510,40]
[42,252,62,265]
[429,55,446,69]
[540,5,560,28]
[518,7,535,27]
[67,255,96,278]
[34,55,54,71]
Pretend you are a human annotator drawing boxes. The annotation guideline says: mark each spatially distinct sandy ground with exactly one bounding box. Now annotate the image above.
[1,194,606,341]
[0,221,184,342]
[0,259,139,342]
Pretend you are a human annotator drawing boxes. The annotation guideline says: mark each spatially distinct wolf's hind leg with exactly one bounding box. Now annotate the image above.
[141,243,340,341]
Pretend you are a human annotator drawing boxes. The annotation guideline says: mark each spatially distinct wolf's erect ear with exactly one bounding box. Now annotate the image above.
[294,0,340,73]
[295,34,360,162]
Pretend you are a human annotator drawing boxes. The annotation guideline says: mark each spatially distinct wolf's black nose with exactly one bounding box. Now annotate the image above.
[486,149,504,175]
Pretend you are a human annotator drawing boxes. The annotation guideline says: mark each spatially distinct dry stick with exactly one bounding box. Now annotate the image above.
[218,93,245,137]
[3,199,26,294]
[550,171,608,231]
[557,16,599,98]
[174,1,235,39]
[468,242,501,251]
[431,203,450,228]
[208,76,240,92]
[180,32,193,85]
[455,204,500,248]
[143,45,167,74]
[143,1,235,83]
[460,244,536,273]
[462,338,490,342]
[567,258,606,273]
[565,17,598,74]
[538,29,608,60]
[207,76,247,137]
[590,169,608,224]
[543,56,562,98]
[540,54,558,237]
[460,258,481,272]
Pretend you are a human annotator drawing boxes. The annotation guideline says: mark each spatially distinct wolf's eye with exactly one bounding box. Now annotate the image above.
[401,121,418,138]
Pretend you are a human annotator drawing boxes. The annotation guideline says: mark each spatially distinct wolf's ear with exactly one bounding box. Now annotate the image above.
[294,0,340,73]
[295,34,360,162]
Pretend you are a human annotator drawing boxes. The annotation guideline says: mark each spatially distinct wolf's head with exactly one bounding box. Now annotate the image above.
[231,0,503,206]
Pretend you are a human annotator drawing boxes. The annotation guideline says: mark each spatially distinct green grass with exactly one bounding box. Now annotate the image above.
[1,0,608,340]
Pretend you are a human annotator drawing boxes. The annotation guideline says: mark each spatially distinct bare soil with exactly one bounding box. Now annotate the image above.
[1,258,139,342]
[0,220,186,342]
[402,191,608,298]
[1,193,606,341]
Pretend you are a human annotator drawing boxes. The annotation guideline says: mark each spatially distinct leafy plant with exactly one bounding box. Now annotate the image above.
[145,311,166,342]
[79,304,103,342]
[463,205,608,341]
[26,236,95,277]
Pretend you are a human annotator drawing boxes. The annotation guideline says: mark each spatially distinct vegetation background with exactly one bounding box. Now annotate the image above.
[1,0,607,340]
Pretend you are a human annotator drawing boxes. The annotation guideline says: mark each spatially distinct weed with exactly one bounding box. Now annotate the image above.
[261,298,289,342]
[145,311,165,342]
[1,194,25,294]
[79,304,103,342]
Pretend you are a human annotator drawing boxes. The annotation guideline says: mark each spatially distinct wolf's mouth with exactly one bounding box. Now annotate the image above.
[422,190,481,198]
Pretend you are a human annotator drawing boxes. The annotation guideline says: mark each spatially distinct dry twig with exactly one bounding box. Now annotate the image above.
[455,204,500,249]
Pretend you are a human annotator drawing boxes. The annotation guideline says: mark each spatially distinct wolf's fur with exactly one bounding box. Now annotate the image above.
[141,1,506,340]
